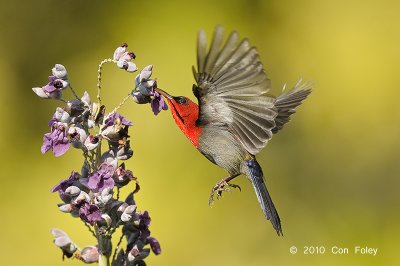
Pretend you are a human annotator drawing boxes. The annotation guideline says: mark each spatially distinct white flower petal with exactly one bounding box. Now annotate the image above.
[81,91,91,105]
[134,74,141,87]
[101,214,112,227]
[121,212,132,222]
[87,119,95,129]
[65,186,81,196]
[60,79,69,88]
[117,59,126,69]
[32,87,50,98]
[123,205,137,215]
[84,136,100,151]
[145,80,156,88]
[51,228,68,238]
[139,70,152,81]
[113,46,126,60]
[120,52,133,61]
[143,64,153,71]
[125,62,138,73]
[58,204,73,213]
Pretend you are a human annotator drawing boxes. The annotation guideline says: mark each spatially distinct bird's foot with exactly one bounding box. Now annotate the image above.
[208,180,241,206]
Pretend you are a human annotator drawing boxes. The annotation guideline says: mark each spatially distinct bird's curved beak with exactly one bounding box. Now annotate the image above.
[155,88,173,99]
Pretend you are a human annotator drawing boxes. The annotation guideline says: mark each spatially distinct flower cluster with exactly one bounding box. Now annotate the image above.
[34,44,166,265]
[32,64,69,99]
[131,65,168,115]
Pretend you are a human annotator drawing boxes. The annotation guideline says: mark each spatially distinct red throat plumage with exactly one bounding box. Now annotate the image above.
[166,97,202,148]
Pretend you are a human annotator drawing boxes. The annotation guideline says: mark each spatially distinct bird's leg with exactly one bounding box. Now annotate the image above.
[208,174,241,206]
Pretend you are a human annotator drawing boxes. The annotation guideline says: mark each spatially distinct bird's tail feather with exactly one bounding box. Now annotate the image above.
[246,159,282,236]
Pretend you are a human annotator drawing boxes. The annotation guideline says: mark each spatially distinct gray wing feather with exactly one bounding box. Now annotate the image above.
[272,80,312,134]
[194,26,277,155]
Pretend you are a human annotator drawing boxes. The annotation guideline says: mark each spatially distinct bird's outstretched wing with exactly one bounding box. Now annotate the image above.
[193,26,277,155]
[272,80,312,134]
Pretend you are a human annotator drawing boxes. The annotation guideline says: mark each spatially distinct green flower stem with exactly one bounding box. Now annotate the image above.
[99,254,109,266]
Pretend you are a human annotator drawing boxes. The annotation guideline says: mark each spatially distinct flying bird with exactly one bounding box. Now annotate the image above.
[156,26,312,235]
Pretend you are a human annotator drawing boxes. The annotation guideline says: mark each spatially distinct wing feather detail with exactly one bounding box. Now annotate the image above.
[193,26,277,155]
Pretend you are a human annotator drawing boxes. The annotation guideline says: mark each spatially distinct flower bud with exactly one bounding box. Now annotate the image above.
[81,91,91,105]
[117,202,128,214]
[143,64,153,71]
[65,186,81,196]
[125,62,138,73]
[51,228,78,258]
[78,246,99,263]
[55,107,71,123]
[147,237,161,255]
[52,64,68,79]
[121,205,137,222]
[113,44,127,61]
[72,191,90,205]
[139,70,152,82]
[58,203,73,213]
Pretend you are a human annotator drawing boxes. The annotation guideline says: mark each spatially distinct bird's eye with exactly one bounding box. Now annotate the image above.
[174,96,188,105]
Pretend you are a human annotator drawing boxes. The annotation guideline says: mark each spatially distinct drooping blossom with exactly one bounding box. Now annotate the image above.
[151,89,168,115]
[51,229,78,259]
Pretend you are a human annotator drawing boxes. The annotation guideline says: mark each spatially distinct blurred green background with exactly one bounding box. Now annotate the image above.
[1,0,399,265]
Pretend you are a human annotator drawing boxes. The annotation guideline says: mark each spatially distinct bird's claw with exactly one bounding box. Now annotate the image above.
[208,180,241,206]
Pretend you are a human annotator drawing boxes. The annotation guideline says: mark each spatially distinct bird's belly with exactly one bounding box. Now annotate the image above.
[198,127,247,174]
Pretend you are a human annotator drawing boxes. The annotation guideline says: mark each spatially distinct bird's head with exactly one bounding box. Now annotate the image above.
[156,88,201,147]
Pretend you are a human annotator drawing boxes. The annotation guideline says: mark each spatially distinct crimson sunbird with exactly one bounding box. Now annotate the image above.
[156,26,312,235]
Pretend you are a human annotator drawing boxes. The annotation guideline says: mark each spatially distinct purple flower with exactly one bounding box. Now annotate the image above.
[133,65,168,115]
[151,90,168,115]
[147,237,161,255]
[104,113,133,127]
[51,171,80,193]
[79,203,102,225]
[33,76,69,100]
[41,122,70,157]
[138,211,151,240]
[87,162,115,192]
[131,90,151,104]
